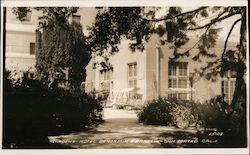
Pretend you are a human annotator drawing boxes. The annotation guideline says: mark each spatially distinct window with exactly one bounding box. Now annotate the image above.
[168,93,188,100]
[168,61,188,100]
[179,62,188,76]
[178,78,187,88]
[221,70,236,104]
[168,93,177,99]
[100,68,113,92]
[222,79,235,104]
[168,62,188,88]
[168,62,177,76]
[109,70,114,100]
[224,70,237,78]
[168,78,177,88]
[72,15,81,23]
[178,93,187,100]
[23,72,35,79]
[29,72,35,79]
[229,81,235,99]
[30,43,35,55]
[128,63,137,88]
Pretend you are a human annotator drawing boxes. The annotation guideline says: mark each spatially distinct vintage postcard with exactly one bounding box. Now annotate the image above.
[0,0,249,155]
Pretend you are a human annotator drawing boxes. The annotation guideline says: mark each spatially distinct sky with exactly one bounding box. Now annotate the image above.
[154,7,241,42]
[81,7,242,43]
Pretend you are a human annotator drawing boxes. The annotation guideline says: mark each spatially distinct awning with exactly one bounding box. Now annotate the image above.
[119,88,139,92]
[166,88,195,93]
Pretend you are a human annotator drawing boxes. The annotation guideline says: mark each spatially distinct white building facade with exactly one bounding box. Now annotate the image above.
[5,7,37,76]
[5,7,96,76]
[85,35,237,106]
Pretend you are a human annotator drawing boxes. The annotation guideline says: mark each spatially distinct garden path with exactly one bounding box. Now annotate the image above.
[48,108,200,148]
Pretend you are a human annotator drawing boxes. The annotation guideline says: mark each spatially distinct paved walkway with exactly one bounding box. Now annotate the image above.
[48,108,198,148]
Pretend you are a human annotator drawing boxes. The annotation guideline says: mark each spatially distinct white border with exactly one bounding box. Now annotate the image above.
[1,0,248,7]
[0,4,4,155]
[0,0,249,155]
[0,5,4,153]
[246,4,250,154]
[0,148,250,155]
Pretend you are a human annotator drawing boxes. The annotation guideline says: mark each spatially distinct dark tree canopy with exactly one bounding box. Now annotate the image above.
[36,21,89,91]
[87,7,153,54]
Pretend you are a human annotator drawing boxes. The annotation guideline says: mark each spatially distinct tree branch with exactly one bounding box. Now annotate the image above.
[172,25,212,61]
[221,18,241,60]
[239,8,246,60]
[144,7,208,22]
[188,11,241,31]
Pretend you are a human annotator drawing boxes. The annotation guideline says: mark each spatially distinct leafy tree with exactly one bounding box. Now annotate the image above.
[13,7,90,91]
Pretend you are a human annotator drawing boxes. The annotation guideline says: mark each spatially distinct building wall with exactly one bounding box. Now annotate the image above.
[5,30,36,71]
[86,39,148,102]
[5,7,38,72]
[143,34,238,102]
[86,34,239,104]
[144,35,160,101]
[110,40,147,102]
[156,44,219,102]
[84,56,96,92]
[5,7,96,72]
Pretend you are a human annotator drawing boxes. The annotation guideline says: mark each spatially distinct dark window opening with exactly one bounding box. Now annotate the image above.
[30,42,35,55]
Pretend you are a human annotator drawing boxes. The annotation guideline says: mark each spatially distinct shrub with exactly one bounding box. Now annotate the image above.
[197,96,247,147]
[170,105,196,128]
[196,96,230,130]
[3,70,103,148]
[138,98,198,127]
[138,96,239,129]
[138,98,173,125]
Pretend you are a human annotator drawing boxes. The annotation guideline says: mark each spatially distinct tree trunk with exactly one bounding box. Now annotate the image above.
[229,7,246,146]
[231,63,246,109]
[231,7,246,109]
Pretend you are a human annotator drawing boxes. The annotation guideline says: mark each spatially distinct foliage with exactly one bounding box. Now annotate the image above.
[35,9,89,91]
[88,7,153,54]
[12,7,31,21]
[138,96,246,146]
[197,95,247,146]
[170,105,196,129]
[138,98,174,126]
[197,96,231,129]
[3,70,103,148]
[13,7,78,27]
[138,98,198,127]
[138,96,246,129]
[13,7,89,91]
